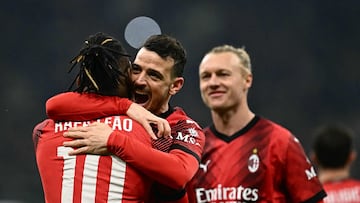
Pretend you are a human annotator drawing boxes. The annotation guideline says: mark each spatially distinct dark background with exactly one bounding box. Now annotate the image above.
[1,1,359,202]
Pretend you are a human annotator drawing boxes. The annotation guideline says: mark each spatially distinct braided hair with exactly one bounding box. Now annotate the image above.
[68,32,132,98]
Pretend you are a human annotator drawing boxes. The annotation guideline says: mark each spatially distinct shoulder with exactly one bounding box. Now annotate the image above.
[32,119,54,145]
[170,107,188,119]
[33,119,53,132]
[258,117,293,138]
[252,117,302,153]
[169,107,203,128]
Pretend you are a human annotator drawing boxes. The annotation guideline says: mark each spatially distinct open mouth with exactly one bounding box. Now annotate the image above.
[134,93,149,104]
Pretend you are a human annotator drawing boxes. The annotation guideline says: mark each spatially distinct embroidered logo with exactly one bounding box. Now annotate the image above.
[248,148,260,173]
[199,159,211,173]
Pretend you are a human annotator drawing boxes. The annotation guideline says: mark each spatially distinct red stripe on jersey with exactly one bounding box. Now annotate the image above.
[96,156,112,202]
[74,155,85,203]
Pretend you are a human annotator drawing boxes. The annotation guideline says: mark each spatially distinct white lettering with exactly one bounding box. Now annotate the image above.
[54,116,133,133]
[122,118,132,132]
[104,117,112,125]
[195,184,259,202]
[55,122,63,133]
[176,132,197,144]
[305,166,317,180]
[325,186,360,203]
[112,116,122,130]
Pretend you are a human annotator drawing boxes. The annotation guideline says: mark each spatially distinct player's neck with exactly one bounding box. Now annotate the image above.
[211,105,254,136]
[318,168,350,183]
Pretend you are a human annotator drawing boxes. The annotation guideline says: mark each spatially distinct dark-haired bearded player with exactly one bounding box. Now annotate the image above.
[45,34,205,203]
[186,45,326,203]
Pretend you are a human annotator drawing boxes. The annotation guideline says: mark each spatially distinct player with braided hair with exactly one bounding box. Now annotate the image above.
[33,32,177,202]
[43,34,205,203]
[67,33,132,96]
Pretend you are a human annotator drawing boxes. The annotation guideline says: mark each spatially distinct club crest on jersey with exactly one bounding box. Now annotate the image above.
[248,148,260,173]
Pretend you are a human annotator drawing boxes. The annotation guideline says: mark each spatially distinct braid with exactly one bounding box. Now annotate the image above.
[68,32,132,98]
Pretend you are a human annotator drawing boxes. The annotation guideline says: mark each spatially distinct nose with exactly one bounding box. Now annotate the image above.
[133,72,147,86]
[208,74,220,86]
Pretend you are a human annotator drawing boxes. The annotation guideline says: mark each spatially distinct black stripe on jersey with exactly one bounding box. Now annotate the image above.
[210,115,260,143]
[170,144,201,163]
[303,189,327,203]
[152,186,186,201]
[158,106,174,119]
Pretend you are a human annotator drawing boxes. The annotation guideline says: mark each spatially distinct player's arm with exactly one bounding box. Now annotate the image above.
[109,132,200,189]
[109,120,204,190]
[46,92,170,138]
[63,121,204,190]
[46,92,131,120]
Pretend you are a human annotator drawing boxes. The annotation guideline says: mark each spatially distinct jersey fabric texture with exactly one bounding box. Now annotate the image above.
[187,116,327,203]
[45,92,205,203]
[322,178,360,203]
[33,116,153,203]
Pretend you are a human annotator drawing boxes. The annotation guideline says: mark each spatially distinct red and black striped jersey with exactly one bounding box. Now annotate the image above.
[187,116,326,203]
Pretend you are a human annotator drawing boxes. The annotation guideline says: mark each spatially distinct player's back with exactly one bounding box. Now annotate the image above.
[323,179,360,203]
[33,116,152,203]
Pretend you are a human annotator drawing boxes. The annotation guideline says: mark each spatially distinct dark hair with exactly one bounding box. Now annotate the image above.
[68,32,132,98]
[143,34,186,77]
[312,123,355,169]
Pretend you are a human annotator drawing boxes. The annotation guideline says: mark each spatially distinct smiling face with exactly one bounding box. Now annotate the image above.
[131,47,184,114]
[199,52,252,113]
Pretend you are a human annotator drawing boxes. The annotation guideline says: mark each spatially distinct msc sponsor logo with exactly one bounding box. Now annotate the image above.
[175,130,201,146]
[195,184,258,203]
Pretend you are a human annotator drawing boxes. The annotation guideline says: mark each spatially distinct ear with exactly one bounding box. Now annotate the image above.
[245,73,253,89]
[169,77,184,95]
[347,150,357,165]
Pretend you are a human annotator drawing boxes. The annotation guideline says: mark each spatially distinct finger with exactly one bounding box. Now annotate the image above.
[157,121,166,137]
[155,120,171,138]
[156,122,164,138]
[68,147,89,155]
[63,139,86,148]
[143,123,158,140]
[67,126,89,132]
[63,131,87,139]
[163,121,171,137]
[88,122,102,127]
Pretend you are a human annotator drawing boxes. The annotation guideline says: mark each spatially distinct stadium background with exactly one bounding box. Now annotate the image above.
[0,1,359,202]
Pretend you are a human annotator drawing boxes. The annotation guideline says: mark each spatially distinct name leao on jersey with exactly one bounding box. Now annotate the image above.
[196,184,259,203]
[54,116,133,133]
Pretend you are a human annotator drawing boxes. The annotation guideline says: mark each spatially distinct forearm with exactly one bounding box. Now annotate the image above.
[46,92,132,120]
[107,131,199,189]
